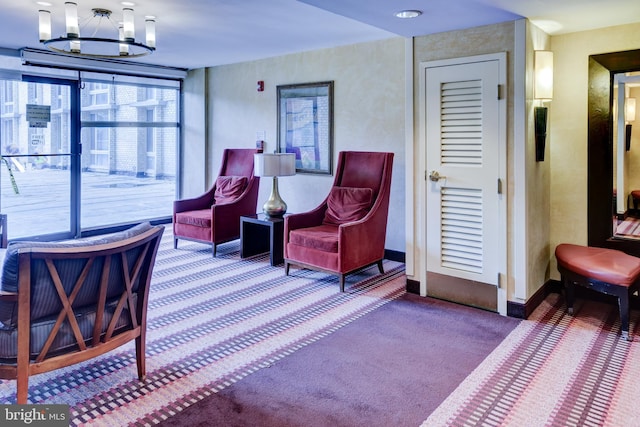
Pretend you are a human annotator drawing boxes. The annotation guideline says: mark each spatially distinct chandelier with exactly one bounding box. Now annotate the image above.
[38,2,156,59]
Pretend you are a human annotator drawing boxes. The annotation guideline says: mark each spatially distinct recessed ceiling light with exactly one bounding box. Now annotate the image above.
[394,10,422,19]
[121,1,136,6]
[36,1,52,6]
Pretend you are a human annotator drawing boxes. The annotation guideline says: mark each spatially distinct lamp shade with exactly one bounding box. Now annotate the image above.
[534,50,553,100]
[254,153,296,177]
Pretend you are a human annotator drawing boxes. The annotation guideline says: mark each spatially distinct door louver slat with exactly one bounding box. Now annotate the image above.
[440,188,483,273]
[441,79,482,166]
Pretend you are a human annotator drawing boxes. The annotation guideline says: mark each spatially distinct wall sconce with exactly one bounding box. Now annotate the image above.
[534,50,553,161]
[626,97,636,151]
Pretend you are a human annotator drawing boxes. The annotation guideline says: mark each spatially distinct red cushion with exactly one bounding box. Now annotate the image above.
[555,243,640,287]
[289,225,339,253]
[175,209,211,227]
[214,176,248,204]
[323,187,373,226]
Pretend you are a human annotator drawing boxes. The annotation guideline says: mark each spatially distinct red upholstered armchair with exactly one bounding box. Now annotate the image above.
[284,151,394,291]
[173,148,259,256]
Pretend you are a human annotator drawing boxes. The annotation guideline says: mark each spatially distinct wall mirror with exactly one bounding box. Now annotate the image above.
[588,49,640,255]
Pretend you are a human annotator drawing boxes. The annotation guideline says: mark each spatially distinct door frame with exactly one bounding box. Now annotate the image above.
[418,52,507,314]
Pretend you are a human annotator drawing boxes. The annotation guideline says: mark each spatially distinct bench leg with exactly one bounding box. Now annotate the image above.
[618,293,633,341]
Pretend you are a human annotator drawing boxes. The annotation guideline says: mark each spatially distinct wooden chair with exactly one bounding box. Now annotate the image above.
[0,223,163,403]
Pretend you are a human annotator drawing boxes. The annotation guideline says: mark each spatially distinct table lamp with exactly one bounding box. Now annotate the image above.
[254,153,296,217]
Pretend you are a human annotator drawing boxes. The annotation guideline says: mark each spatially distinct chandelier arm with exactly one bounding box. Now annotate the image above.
[42,37,155,59]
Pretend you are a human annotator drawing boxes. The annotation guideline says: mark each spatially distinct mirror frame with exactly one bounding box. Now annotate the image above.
[588,49,640,254]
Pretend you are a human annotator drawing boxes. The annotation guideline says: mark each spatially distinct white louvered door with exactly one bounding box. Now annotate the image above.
[425,58,503,286]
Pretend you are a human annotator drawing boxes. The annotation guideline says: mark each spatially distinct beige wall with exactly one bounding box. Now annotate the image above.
[181,68,207,198]
[525,22,552,299]
[205,37,407,251]
[550,22,640,279]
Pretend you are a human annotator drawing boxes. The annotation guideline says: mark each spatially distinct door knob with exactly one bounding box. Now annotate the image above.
[429,170,446,182]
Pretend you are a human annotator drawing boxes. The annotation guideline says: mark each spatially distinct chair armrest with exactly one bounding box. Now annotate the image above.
[285,205,327,232]
[0,291,18,302]
[337,196,390,267]
[173,186,216,214]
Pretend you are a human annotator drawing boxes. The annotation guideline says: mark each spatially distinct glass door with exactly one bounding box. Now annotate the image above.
[0,76,78,240]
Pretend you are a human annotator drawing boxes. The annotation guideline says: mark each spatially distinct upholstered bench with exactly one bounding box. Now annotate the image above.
[555,243,640,341]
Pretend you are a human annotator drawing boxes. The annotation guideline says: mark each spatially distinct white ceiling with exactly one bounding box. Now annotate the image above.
[0,0,638,70]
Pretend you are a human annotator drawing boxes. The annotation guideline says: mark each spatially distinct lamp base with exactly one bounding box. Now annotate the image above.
[263,176,287,217]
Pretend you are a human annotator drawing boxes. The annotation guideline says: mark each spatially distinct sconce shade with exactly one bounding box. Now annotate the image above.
[627,98,636,122]
[254,153,296,177]
[534,50,554,100]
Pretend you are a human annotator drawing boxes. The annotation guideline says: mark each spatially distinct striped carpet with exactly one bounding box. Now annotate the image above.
[0,231,406,425]
[422,293,640,427]
[615,216,640,239]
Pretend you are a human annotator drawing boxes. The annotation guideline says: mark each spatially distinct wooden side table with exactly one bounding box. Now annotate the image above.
[240,214,285,266]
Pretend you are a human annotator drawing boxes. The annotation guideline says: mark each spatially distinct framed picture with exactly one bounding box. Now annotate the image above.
[277,81,333,175]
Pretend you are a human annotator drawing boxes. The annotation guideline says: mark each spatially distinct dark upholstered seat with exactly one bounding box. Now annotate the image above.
[555,243,640,341]
[284,151,394,292]
[0,223,164,403]
[173,148,259,256]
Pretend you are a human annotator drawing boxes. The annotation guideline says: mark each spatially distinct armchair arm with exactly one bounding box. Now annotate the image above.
[173,186,217,214]
[211,176,260,241]
[285,204,327,232]
[337,190,391,270]
[213,179,259,220]
[0,291,17,302]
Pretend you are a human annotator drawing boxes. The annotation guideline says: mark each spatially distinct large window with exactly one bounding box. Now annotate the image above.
[80,74,180,229]
[0,72,180,240]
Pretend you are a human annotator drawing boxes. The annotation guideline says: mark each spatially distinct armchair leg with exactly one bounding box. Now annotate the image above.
[174,238,178,249]
[135,335,147,381]
[339,275,345,292]
[377,260,384,274]
[16,369,28,404]
[212,244,217,257]
[284,261,290,276]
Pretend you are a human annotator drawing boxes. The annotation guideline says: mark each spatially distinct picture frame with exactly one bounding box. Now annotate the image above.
[277,81,333,175]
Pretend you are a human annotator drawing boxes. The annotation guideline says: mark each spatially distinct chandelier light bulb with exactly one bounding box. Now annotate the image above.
[64,2,79,38]
[38,10,51,42]
[122,8,135,41]
[70,39,81,53]
[145,19,156,49]
[119,25,129,56]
